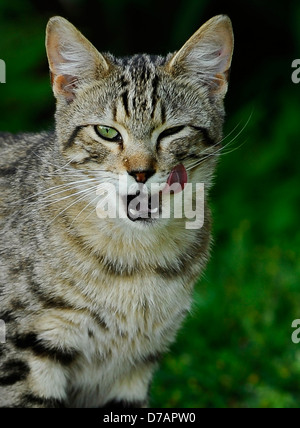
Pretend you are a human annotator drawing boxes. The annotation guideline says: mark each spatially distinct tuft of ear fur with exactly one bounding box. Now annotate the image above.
[166,15,234,98]
[46,16,110,102]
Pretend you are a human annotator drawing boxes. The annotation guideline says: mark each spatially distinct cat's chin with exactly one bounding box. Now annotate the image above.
[122,212,164,229]
[127,216,159,225]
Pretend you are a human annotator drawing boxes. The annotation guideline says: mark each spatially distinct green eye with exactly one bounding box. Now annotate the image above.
[95,125,122,142]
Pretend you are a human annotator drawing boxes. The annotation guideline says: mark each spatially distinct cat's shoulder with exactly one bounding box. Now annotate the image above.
[0,131,54,170]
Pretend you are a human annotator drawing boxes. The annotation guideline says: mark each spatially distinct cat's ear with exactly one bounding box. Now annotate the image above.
[46,16,110,102]
[166,15,234,98]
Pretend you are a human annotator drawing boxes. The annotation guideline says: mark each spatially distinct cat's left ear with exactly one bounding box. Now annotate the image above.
[46,16,110,102]
[166,15,234,98]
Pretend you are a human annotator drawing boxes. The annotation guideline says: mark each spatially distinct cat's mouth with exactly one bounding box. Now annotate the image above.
[126,191,162,222]
[125,164,188,223]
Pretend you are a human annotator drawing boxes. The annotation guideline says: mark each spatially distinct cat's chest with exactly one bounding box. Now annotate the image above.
[57,275,191,407]
[70,273,191,357]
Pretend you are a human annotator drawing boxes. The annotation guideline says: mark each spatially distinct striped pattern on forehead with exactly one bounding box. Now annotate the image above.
[113,54,167,125]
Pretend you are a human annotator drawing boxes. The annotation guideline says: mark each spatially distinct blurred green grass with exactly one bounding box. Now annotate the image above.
[1,0,300,408]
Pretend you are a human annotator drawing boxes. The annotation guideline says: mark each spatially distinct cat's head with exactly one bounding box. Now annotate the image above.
[46,15,233,229]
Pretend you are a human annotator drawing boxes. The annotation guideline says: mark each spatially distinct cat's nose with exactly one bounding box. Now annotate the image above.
[128,169,155,183]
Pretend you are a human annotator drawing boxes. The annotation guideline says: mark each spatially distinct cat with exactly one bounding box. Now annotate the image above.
[0,15,233,408]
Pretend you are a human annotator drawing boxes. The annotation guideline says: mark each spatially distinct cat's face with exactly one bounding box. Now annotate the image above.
[46,16,233,228]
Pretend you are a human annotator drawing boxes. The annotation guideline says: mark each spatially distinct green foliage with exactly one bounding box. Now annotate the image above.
[1,0,300,408]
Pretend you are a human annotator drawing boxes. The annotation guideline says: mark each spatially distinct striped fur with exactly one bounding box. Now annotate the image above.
[0,15,233,407]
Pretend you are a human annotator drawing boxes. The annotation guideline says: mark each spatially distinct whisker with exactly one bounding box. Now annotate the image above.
[45,187,99,227]
[219,138,249,156]
[79,188,117,224]
[186,113,253,172]
[81,206,98,223]
[69,194,100,227]
[65,168,116,175]
[220,112,253,150]
[31,151,117,179]
[44,169,111,179]
[32,151,78,172]
[70,184,118,225]
[35,180,98,203]
[10,178,98,207]
[40,185,100,210]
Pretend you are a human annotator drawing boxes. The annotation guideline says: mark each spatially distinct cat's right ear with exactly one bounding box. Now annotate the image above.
[46,16,110,102]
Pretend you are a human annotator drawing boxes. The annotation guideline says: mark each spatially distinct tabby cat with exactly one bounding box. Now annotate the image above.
[0,15,233,407]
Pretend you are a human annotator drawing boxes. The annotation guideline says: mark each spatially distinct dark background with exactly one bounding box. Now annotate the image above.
[1,0,300,408]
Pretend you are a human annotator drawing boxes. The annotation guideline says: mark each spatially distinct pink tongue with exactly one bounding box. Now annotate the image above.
[163,164,188,194]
